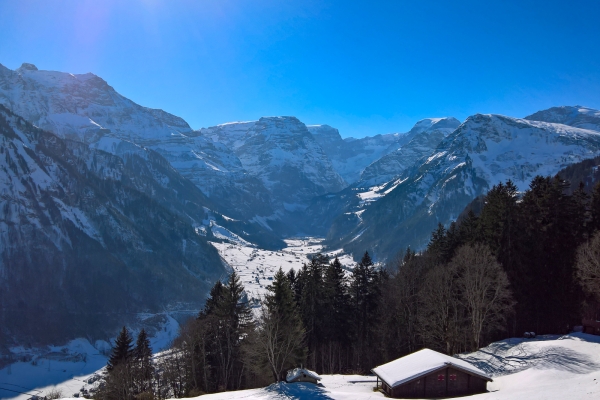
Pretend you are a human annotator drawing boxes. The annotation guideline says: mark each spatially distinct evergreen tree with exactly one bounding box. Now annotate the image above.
[427,223,449,262]
[107,326,134,372]
[519,175,580,334]
[321,257,351,373]
[133,329,154,395]
[297,253,327,370]
[349,251,380,370]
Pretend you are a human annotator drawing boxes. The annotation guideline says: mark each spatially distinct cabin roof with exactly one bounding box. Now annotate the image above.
[371,348,492,388]
[286,367,322,382]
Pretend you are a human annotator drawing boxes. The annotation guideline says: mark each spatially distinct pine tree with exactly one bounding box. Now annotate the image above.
[133,329,154,395]
[107,326,134,372]
[297,253,327,370]
[349,251,380,370]
[458,210,479,245]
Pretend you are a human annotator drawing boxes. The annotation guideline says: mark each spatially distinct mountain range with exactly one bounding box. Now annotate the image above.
[2,62,600,345]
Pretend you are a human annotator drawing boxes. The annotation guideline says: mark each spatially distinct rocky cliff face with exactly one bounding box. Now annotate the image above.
[229,117,345,207]
[308,124,410,184]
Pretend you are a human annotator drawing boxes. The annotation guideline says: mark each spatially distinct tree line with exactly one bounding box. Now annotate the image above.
[96,172,600,398]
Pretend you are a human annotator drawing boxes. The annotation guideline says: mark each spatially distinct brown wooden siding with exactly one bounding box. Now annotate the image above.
[387,366,488,398]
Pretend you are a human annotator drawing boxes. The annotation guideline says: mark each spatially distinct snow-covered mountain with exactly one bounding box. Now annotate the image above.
[4,62,600,274]
[200,117,345,211]
[308,124,411,184]
[328,113,600,259]
[525,105,600,132]
[358,117,460,186]
[0,64,347,231]
[0,63,192,145]
[0,105,229,345]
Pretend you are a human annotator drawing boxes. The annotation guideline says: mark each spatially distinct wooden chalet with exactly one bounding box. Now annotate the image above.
[286,367,322,384]
[372,348,492,398]
[582,302,600,335]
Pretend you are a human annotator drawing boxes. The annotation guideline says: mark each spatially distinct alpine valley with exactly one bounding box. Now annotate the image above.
[2,62,600,348]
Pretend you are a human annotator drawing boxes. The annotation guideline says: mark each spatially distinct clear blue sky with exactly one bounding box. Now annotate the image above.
[1,0,599,138]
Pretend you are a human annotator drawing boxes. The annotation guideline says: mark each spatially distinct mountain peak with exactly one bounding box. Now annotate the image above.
[16,62,38,73]
[525,105,600,132]
[408,117,460,136]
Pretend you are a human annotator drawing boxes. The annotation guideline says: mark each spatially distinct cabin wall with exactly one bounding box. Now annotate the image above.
[390,367,488,399]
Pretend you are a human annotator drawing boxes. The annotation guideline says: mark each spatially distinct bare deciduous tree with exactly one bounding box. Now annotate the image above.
[253,302,306,382]
[452,243,514,351]
[417,262,464,354]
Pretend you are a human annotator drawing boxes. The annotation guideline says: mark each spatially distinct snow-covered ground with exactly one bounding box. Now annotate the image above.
[170,333,600,400]
[211,238,356,304]
[0,314,181,400]
[4,325,600,399]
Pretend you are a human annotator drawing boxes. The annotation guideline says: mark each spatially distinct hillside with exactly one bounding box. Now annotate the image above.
[329,113,600,260]
[0,105,228,345]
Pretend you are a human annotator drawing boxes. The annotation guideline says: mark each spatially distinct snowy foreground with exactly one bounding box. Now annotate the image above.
[181,333,600,400]
[3,331,600,399]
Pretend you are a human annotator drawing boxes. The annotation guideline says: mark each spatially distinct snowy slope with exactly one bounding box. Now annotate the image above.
[232,117,346,207]
[14,333,600,400]
[331,113,600,258]
[298,118,459,239]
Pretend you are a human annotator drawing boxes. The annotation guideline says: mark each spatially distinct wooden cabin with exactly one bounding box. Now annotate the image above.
[582,302,600,335]
[372,348,492,398]
[286,367,322,384]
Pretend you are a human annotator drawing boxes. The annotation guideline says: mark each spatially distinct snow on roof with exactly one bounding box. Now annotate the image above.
[372,348,492,388]
[286,367,322,382]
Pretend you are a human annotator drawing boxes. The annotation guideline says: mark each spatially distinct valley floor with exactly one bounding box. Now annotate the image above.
[210,237,355,303]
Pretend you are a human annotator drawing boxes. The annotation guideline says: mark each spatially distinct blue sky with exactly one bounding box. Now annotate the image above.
[1,0,599,138]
